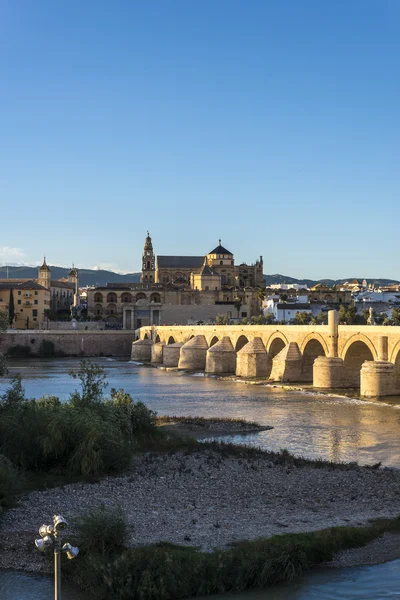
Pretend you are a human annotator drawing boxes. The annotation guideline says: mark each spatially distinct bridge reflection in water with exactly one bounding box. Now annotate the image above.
[135,311,400,397]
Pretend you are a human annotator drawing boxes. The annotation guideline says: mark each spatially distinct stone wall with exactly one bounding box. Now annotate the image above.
[40,321,107,331]
[0,331,136,357]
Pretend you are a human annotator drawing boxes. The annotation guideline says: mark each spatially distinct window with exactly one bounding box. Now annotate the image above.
[241,312,247,318]
[17,300,21,305]
[34,300,38,305]
[220,260,223,265]
[33,317,37,321]
[34,291,38,295]
[18,291,21,295]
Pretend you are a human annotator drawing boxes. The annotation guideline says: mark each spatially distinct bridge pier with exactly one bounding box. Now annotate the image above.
[131,339,153,362]
[269,342,302,382]
[313,357,345,388]
[236,337,268,378]
[205,337,236,374]
[163,343,183,368]
[360,336,395,397]
[178,335,208,371]
[360,361,395,397]
[151,342,165,364]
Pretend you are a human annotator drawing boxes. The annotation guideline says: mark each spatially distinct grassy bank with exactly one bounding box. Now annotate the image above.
[65,504,400,600]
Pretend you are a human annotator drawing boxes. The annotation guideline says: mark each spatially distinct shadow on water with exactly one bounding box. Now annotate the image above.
[193,559,400,600]
[3,561,400,600]
[0,571,89,599]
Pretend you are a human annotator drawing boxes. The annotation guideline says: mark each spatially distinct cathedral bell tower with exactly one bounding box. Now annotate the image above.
[141,232,155,284]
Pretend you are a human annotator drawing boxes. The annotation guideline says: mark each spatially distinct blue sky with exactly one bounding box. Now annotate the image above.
[1,0,399,279]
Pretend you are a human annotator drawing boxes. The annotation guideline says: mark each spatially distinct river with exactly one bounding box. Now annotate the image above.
[1,357,400,599]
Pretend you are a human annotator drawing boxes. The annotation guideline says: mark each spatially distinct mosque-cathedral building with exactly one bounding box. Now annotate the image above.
[87,233,264,328]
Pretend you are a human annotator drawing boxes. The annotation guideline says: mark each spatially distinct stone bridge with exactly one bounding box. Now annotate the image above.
[132,311,400,397]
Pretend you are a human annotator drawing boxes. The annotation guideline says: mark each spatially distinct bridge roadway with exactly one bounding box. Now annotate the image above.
[135,313,400,396]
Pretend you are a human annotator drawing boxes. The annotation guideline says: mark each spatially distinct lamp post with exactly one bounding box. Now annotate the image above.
[34,514,79,600]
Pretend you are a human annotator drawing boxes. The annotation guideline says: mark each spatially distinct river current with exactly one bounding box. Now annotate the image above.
[1,357,400,599]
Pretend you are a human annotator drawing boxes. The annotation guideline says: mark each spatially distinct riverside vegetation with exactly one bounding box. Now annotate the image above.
[2,360,400,599]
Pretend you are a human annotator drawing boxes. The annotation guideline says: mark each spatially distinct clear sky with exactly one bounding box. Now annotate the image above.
[1,0,399,279]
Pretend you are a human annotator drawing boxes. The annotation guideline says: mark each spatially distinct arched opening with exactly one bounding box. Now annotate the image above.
[266,338,286,378]
[394,350,400,393]
[210,336,219,347]
[121,292,132,303]
[94,292,103,303]
[168,336,175,345]
[150,293,161,303]
[106,293,117,303]
[107,303,117,315]
[235,335,249,352]
[144,333,149,339]
[344,341,374,388]
[136,293,146,301]
[155,334,161,343]
[269,338,286,359]
[301,339,326,382]
[94,303,103,316]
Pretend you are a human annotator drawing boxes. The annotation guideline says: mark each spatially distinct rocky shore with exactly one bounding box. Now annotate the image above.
[2,448,400,573]
[157,416,273,439]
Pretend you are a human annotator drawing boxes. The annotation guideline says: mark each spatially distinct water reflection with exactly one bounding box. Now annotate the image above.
[1,358,400,466]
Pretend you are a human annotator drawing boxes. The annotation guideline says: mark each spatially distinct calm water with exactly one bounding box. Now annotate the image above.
[0,571,88,599]
[2,357,400,599]
[1,357,400,466]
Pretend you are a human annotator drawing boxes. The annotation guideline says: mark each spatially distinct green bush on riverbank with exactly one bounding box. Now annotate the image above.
[0,361,157,478]
[66,504,400,600]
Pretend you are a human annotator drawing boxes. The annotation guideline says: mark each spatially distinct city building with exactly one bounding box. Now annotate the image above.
[87,233,264,328]
[0,280,50,329]
[0,258,78,319]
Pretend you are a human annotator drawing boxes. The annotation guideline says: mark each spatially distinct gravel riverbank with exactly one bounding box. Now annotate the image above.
[2,449,400,573]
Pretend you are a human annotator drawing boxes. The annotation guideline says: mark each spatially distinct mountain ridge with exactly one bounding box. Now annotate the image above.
[0,266,398,288]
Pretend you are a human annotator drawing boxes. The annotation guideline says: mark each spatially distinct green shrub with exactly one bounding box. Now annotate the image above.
[72,503,128,555]
[37,340,56,358]
[7,344,32,358]
[66,506,400,600]
[0,454,22,510]
[0,362,158,477]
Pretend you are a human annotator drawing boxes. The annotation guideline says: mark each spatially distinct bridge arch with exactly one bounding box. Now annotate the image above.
[210,336,219,347]
[266,332,288,355]
[300,332,329,356]
[301,338,326,381]
[342,335,376,388]
[155,334,161,343]
[167,336,176,345]
[235,335,249,352]
[390,342,400,392]
[340,334,378,361]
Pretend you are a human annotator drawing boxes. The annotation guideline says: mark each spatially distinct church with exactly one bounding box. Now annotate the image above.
[141,233,264,289]
[87,233,264,328]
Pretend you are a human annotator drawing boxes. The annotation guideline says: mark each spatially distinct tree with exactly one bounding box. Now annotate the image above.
[0,311,8,376]
[8,289,15,326]
[69,360,108,408]
[233,297,242,319]
[293,311,313,325]
[316,312,328,325]
[392,307,400,326]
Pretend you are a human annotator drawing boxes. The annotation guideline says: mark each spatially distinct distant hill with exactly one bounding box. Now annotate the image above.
[264,274,400,287]
[0,265,398,288]
[0,265,141,287]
